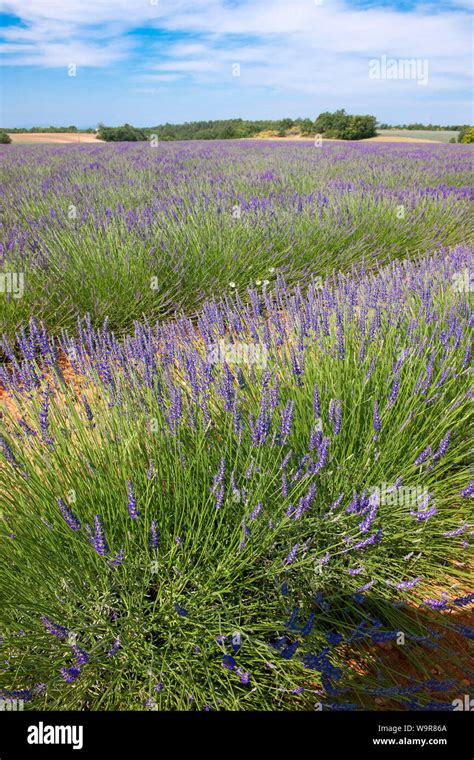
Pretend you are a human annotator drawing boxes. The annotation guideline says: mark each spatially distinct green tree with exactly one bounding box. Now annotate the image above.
[314,110,377,140]
[459,126,474,144]
[339,115,377,140]
[276,118,293,136]
[314,109,347,135]
[97,123,147,142]
[296,118,314,135]
[0,131,12,144]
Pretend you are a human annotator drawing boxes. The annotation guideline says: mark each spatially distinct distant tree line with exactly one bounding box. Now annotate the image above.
[2,116,472,144]
[1,126,95,133]
[96,118,316,142]
[96,113,379,142]
[96,115,473,143]
[378,122,467,131]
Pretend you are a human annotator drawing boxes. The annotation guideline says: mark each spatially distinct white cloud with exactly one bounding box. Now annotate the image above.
[0,0,471,103]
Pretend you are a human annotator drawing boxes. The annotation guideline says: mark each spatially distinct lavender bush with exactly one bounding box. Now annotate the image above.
[0,235,472,710]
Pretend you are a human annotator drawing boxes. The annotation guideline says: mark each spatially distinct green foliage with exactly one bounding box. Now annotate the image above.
[144,119,299,141]
[459,126,474,144]
[97,123,148,142]
[338,115,377,140]
[0,131,12,144]
[314,110,377,140]
[295,118,314,135]
[314,109,349,135]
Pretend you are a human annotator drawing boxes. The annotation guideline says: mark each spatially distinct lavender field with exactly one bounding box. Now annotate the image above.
[1,140,473,338]
[0,140,473,712]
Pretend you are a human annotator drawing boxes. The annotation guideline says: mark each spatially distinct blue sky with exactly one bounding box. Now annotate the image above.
[0,0,472,127]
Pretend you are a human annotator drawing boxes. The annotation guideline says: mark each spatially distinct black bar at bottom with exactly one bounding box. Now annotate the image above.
[0,710,472,758]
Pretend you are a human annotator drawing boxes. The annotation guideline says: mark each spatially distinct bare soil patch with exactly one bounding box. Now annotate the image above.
[8,132,103,144]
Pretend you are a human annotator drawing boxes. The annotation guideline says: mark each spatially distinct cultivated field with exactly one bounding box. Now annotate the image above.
[0,140,472,711]
[377,129,460,143]
[7,132,101,144]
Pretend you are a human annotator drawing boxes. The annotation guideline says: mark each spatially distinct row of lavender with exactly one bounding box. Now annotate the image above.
[0,242,472,710]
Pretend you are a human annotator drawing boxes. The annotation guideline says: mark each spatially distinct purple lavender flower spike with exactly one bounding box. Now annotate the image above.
[82,395,94,425]
[284,543,299,566]
[411,505,438,522]
[222,655,236,670]
[279,400,295,442]
[423,598,448,610]
[387,373,400,410]
[313,383,321,418]
[309,425,322,451]
[127,480,139,519]
[93,514,109,556]
[39,383,54,445]
[249,502,263,521]
[329,493,344,511]
[211,457,226,494]
[373,399,381,433]
[60,666,81,683]
[18,418,37,437]
[333,401,342,435]
[357,580,375,593]
[443,524,469,537]
[215,483,225,510]
[107,638,121,657]
[452,592,474,607]
[414,445,432,466]
[280,449,293,470]
[57,497,81,531]
[72,645,90,665]
[432,431,451,461]
[316,437,330,470]
[281,640,300,659]
[396,577,421,591]
[0,435,19,467]
[109,549,124,567]
[352,528,383,552]
[41,616,69,639]
[150,519,158,548]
